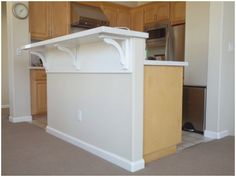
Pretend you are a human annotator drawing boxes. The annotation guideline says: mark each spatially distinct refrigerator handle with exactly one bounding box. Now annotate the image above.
[166,25,174,61]
[165,28,169,60]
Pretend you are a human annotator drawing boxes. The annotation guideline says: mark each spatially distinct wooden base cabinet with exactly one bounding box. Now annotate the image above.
[144,66,183,162]
[30,69,47,115]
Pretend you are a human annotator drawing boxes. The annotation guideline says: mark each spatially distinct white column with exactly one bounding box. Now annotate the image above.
[205,2,234,138]
[6,2,31,122]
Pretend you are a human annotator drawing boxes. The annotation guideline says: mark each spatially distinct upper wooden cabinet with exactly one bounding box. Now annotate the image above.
[156,2,170,22]
[29,2,70,40]
[131,7,144,32]
[50,2,70,38]
[29,2,50,40]
[101,3,131,28]
[170,2,186,25]
[143,2,169,24]
[117,8,131,28]
[29,2,186,40]
[143,4,157,24]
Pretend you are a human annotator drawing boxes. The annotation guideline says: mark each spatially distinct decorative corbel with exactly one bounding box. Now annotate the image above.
[30,51,48,70]
[101,36,130,70]
[54,44,80,70]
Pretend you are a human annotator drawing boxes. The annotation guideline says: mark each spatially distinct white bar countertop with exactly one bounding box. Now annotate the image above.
[22,26,187,68]
[21,26,148,50]
[144,60,188,67]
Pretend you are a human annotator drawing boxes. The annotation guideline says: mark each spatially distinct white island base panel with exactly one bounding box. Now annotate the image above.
[21,27,148,172]
[46,74,144,172]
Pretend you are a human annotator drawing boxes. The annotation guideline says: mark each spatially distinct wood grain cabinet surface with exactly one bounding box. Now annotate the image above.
[101,5,118,27]
[50,2,70,38]
[29,2,50,40]
[144,2,169,25]
[30,69,47,115]
[144,66,183,162]
[131,7,144,31]
[116,8,131,28]
[29,1,70,40]
[101,3,131,28]
[170,2,186,25]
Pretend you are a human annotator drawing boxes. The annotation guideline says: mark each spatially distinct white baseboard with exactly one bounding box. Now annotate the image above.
[204,130,229,139]
[2,105,9,108]
[46,126,144,172]
[9,115,32,123]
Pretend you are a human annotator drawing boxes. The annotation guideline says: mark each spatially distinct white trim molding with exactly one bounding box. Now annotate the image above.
[204,130,229,139]
[46,126,145,172]
[2,105,10,108]
[9,115,32,123]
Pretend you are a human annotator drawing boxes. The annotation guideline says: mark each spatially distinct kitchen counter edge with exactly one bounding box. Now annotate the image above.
[144,60,188,67]
[29,67,45,70]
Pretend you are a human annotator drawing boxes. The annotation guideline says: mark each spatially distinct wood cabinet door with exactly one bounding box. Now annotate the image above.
[30,70,47,115]
[29,2,50,40]
[50,2,70,38]
[102,5,117,27]
[143,4,157,24]
[117,8,131,28]
[36,80,47,114]
[156,2,170,22]
[170,2,186,25]
[131,7,144,31]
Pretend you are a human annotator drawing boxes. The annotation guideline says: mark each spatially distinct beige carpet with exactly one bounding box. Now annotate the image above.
[2,113,234,175]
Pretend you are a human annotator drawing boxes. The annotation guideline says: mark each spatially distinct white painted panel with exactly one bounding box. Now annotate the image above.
[77,42,121,71]
[47,73,133,160]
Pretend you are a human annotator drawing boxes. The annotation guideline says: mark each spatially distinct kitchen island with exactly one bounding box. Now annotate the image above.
[21,26,187,172]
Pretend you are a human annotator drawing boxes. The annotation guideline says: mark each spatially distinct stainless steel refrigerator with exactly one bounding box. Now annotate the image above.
[145,22,185,61]
[167,24,185,61]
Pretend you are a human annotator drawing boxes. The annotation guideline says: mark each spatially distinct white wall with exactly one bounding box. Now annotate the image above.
[184,2,210,86]
[1,2,9,108]
[205,2,235,136]
[6,2,31,120]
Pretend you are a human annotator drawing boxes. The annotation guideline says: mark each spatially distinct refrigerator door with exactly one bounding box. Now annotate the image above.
[168,24,185,61]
